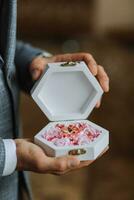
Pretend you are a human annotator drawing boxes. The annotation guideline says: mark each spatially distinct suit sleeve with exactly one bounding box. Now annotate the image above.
[0,138,5,177]
[15,41,43,93]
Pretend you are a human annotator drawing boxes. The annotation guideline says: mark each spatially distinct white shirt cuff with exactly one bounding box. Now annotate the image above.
[2,139,17,176]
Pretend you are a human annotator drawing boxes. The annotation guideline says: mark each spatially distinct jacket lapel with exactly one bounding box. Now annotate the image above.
[0,0,16,73]
[0,0,19,138]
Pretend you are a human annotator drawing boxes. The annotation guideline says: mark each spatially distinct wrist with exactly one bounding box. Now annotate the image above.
[15,139,26,171]
[14,138,36,172]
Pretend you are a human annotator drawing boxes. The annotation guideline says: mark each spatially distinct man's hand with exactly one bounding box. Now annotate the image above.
[15,139,108,175]
[30,53,109,108]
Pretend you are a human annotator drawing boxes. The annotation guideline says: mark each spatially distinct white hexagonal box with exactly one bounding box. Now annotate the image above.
[31,61,109,160]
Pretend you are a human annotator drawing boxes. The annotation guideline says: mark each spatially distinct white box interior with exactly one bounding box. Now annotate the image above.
[39,71,96,115]
[31,62,103,121]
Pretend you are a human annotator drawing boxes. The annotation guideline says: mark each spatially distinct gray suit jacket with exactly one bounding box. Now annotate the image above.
[0,0,43,199]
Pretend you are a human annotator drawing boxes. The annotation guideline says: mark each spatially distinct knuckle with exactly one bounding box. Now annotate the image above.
[102,74,109,81]
[99,65,107,73]
[106,76,109,81]
[99,65,104,70]
[98,66,109,81]
[57,161,67,172]
[86,53,93,59]
[88,54,93,59]
[82,52,92,58]
[98,65,106,72]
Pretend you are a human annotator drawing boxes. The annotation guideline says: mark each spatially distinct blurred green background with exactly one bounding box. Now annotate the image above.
[18,0,134,199]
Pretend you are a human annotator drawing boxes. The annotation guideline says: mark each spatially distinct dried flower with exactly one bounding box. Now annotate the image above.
[42,122,101,147]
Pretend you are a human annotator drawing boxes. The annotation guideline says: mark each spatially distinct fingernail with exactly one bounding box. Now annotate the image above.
[93,64,97,75]
[104,83,109,92]
[32,69,40,80]
[68,159,79,168]
[96,102,100,108]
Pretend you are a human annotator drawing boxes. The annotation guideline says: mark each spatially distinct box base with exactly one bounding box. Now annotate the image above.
[34,120,109,161]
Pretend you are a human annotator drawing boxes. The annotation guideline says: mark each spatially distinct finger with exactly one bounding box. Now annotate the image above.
[95,99,101,108]
[30,56,48,80]
[72,149,108,170]
[30,56,47,71]
[77,160,94,168]
[42,147,109,174]
[31,69,42,81]
[97,65,109,92]
[42,155,80,173]
[72,53,98,76]
[49,160,94,175]
[71,146,109,170]
[53,53,98,76]
[44,169,70,176]
[83,54,98,76]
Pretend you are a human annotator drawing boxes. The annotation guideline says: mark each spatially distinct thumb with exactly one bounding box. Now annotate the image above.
[31,69,41,81]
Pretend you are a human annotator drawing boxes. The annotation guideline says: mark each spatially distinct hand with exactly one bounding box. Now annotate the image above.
[15,139,108,175]
[30,53,109,108]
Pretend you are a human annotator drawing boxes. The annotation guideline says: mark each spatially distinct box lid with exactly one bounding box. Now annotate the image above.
[31,61,103,121]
